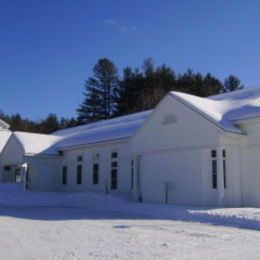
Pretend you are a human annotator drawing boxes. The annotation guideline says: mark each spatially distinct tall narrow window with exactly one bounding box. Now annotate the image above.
[77,165,82,185]
[111,152,118,190]
[111,152,118,159]
[131,160,134,190]
[62,166,67,185]
[223,150,227,189]
[77,156,83,162]
[15,168,21,183]
[93,163,99,184]
[111,169,117,190]
[211,150,217,189]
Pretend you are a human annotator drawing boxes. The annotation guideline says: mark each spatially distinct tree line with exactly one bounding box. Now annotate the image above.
[77,58,243,123]
[1,58,244,133]
[0,113,78,134]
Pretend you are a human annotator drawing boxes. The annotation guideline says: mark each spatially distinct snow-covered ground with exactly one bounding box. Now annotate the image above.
[0,184,260,259]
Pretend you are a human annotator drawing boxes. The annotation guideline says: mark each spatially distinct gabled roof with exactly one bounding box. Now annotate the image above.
[13,132,62,156]
[0,119,10,130]
[0,130,12,153]
[11,87,260,154]
[169,87,260,134]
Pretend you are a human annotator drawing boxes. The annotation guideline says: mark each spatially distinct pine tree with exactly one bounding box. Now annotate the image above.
[201,73,223,97]
[39,113,59,133]
[77,58,119,123]
[114,67,140,116]
[77,84,103,123]
[223,75,244,93]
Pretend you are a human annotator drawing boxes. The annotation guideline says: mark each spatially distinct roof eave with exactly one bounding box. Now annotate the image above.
[233,116,260,125]
[58,136,130,151]
[24,153,61,158]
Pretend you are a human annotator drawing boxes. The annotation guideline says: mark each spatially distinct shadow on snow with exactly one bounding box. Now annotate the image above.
[0,205,259,232]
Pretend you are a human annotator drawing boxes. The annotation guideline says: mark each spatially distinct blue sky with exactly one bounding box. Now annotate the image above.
[1,0,260,120]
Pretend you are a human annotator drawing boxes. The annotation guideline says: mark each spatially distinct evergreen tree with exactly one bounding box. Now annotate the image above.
[114,67,139,116]
[201,73,223,97]
[0,58,245,133]
[176,70,223,97]
[176,69,204,95]
[9,113,23,131]
[39,113,59,134]
[223,75,244,93]
[77,58,119,123]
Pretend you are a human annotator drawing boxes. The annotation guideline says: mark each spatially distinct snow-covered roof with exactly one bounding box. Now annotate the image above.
[170,87,260,134]
[11,111,152,155]
[0,130,12,153]
[0,119,10,129]
[13,132,62,156]
[55,110,152,149]
[11,87,260,155]
[53,110,152,138]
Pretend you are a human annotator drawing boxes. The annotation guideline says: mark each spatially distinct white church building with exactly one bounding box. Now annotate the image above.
[1,87,260,207]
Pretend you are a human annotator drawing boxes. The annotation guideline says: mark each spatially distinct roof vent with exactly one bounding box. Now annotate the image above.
[163,114,178,125]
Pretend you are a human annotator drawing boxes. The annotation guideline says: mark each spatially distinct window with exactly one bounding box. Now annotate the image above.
[111,161,117,168]
[111,152,118,190]
[111,169,117,190]
[77,156,83,162]
[93,163,99,184]
[77,165,82,185]
[15,168,21,183]
[111,152,118,159]
[211,149,227,189]
[211,150,217,189]
[62,166,67,185]
[211,150,216,158]
[4,166,10,171]
[131,160,134,190]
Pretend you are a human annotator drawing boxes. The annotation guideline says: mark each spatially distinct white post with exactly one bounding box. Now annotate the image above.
[217,148,225,207]
[21,163,28,192]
